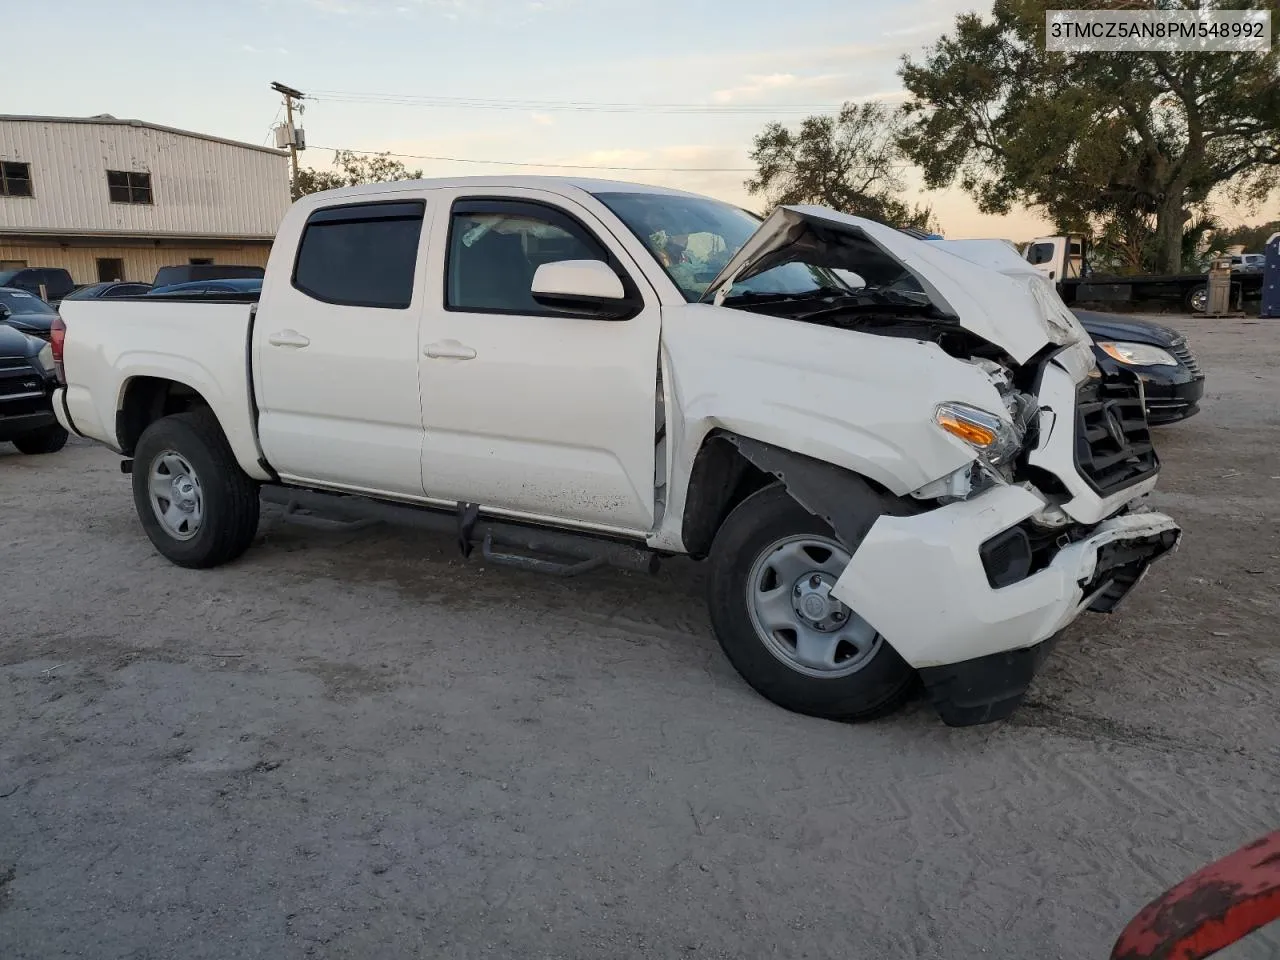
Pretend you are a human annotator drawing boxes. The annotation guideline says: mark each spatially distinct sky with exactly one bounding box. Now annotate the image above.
[8,0,1276,240]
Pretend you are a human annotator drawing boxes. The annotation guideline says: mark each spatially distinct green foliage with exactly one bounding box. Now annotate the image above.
[746,101,940,231]
[1209,219,1280,253]
[898,0,1280,273]
[292,150,424,200]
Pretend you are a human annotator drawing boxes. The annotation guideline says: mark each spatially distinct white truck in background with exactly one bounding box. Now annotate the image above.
[1021,234,1265,313]
[52,178,1180,726]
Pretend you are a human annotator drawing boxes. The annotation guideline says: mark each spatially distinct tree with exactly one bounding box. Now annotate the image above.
[292,150,424,200]
[746,101,939,231]
[1209,219,1280,253]
[898,0,1280,274]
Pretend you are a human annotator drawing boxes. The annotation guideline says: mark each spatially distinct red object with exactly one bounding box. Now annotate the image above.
[1112,831,1280,959]
[49,313,66,385]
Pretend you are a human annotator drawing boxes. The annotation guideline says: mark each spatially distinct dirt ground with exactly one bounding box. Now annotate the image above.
[2,316,1277,960]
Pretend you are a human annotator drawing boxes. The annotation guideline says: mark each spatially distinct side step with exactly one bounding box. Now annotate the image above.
[261,485,660,577]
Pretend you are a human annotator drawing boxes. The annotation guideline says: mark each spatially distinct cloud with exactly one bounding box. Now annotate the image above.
[711,72,848,104]
[529,113,554,126]
[292,0,565,16]
[881,18,951,38]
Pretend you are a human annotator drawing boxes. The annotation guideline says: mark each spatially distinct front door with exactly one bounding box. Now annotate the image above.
[254,195,434,498]
[418,190,662,534]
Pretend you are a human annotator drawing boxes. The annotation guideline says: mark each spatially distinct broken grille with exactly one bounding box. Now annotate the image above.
[1074,374,1157,495]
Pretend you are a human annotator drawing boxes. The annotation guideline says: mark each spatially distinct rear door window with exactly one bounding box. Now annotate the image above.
[293,200,425,309]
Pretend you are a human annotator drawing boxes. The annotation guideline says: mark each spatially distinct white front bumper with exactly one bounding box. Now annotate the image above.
[829,484,1180,668]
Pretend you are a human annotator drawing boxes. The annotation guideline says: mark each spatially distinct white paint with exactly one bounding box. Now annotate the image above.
[831,487,1180,667]
[531,259,626,302]
[0,116,289,240]
[56,299,267,480]
[415,185,661,532]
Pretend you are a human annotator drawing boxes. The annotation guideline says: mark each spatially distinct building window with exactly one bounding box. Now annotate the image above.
[107,170,153,205]
[1,162,33,197]
[97,258,125,282]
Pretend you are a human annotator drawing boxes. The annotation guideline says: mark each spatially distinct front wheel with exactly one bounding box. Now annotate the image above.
[1185,284,1207,313]
[13,424,68,455]
[706,484,913,721]
[131,409,260,568]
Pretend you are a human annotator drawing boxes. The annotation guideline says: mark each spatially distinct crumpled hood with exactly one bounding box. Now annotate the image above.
[702,206,1087,365]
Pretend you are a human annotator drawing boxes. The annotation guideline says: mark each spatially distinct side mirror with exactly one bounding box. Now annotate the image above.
[531,260,637,319]
[0,305,10,321]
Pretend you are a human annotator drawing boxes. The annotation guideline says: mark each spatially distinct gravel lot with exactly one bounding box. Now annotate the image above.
[2,316,1277,960]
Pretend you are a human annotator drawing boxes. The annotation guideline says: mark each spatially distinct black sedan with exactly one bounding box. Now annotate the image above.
[1073,310,1205,424]
[0,286,60,340]
[61,281,152,300]
[0,322,67,454]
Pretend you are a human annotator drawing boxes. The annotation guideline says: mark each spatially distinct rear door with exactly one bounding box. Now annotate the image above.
[253,195,434,498]
[418,189,662,534]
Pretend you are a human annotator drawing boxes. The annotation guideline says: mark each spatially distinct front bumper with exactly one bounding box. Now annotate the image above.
[1143,374,1205,424]
[0,408,58,441]
[830,485,1179,722]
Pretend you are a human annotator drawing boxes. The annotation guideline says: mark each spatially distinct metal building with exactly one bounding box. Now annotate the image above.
[0,114,290,284]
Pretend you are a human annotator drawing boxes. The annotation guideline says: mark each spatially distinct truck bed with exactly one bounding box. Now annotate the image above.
[56,298,267,479]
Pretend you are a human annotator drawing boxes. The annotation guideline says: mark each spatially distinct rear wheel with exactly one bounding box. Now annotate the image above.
[706,484,913,721]
[13,424,68,455]
[131,409,260,568]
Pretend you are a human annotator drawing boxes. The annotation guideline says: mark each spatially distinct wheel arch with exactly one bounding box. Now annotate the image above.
[116,376,213,456]
[680,431,915,559]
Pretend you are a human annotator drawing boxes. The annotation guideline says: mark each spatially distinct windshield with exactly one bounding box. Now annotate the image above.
[595,192,849,303]
[0,289,57,315]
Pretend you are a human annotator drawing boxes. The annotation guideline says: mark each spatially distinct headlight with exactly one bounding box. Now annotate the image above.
[34,342,55,376]
[1097,341,1177,367]
[934,402,1023,467]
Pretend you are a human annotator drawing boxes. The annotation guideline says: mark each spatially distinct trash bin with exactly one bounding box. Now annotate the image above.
[1262,232,1280,319]
[1206,257,1235,316]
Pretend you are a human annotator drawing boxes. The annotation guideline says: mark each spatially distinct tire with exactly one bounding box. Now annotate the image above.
[131,409,260,569]
[13,424,68,455]
[706,483,913,721]
[1184,284,1207,313]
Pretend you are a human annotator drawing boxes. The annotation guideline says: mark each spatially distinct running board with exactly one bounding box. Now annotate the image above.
[260,485,660,576]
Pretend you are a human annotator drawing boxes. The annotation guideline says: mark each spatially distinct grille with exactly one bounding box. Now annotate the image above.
[1167,337,1203,377]
[0,360,45,400]
[1074,374,1157,495]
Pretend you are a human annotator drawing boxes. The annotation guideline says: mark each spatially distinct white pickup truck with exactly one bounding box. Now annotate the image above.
[53,177,1180,726]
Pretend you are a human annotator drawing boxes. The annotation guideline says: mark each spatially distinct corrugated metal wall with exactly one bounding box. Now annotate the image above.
[0,239,272,283]
[0,118,290,238]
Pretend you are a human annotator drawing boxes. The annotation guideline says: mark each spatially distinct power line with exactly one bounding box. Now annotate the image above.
[261,105,284,146]
[308,144,753,173]
[306,89,843,116]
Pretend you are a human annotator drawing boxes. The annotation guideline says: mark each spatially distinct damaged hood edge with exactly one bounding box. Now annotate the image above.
[702,205,1086,365]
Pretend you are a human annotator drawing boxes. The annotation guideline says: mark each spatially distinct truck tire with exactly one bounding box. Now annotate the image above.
[1185,284,1207,313]
[131,409,260,569]
[706,484,913,721]
[13,424,68,455]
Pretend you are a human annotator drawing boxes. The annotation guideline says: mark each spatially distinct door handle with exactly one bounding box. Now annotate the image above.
[268,330,311,348]
[425,341,477,360]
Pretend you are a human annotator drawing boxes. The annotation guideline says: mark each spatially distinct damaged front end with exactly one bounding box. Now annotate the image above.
[695,205,1181,725]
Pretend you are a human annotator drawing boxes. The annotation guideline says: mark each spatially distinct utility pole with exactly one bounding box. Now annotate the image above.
[271,81,306,187]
